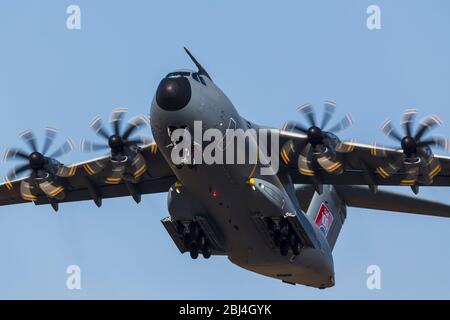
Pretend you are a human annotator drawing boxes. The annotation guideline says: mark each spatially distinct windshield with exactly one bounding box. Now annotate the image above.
[166,71,191,78]
[192,72,206,85]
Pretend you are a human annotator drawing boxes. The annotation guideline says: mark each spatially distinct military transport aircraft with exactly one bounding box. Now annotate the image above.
[1,48,450,289]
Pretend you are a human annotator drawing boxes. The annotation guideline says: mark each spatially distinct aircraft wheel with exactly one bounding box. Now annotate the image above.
[289,233,300,255]
[291,240,300,255]
[189,242,199,259]
[202,240,212,259]
[280,238,289,256]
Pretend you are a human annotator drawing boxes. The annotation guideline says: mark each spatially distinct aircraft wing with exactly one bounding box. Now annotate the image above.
[0,143,176,210]
[277,130,450,188]
[296,184,450,218]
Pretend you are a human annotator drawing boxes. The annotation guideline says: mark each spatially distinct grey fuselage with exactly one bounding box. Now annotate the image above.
[150,69,335,288]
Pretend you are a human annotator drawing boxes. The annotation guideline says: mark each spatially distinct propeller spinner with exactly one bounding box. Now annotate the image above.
[376,109,449,192]
[281,100,354,177]
[3,128,75,202]
[80,108,152,183]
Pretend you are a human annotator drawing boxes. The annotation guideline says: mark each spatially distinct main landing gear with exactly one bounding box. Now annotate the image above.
[266,217,302,257]
[182,221,212,260]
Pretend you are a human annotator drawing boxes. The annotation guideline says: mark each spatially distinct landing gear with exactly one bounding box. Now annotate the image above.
[190,222,201,242]
[273,228,281,246]
[267,217,303,257]
[290,233,300,256]
[189,242,199,259]
[182,230,191,248]
[182,221,213,260]
[202,240,212,259]
[279,237,289,256]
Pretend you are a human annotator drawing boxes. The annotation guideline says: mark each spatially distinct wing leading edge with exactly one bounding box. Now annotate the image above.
[0,143,176,210]
[277,129,450,188]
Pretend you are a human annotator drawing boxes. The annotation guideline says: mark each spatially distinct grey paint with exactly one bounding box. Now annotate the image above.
[151,68,335,288]
[150,56,450,288]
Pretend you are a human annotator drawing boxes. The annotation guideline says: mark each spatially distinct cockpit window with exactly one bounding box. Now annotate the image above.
[165,71,208,86]
[192,72,206,86]
[166,71,191,78]
[192,72,200,83]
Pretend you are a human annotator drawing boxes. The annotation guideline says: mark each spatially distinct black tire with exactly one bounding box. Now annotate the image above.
[280,238,289,256]
[189,243,199,259]
[289,232,300,255]
[202,241,212,259]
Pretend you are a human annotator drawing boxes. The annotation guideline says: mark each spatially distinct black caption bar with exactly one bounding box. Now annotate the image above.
[0,300,448,317]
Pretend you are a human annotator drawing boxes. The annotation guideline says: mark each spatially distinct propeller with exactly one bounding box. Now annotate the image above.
[80,108,152,183]
[375,109,449,192]
[281,100,354,177]
[3,128,75,202]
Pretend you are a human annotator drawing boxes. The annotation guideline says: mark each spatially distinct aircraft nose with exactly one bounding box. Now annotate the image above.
[156,77,191,111]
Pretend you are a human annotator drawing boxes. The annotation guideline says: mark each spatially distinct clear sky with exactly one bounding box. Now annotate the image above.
[0,0,449,299]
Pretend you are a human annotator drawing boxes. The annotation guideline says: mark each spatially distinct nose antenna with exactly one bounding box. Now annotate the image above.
[184,47,212,81]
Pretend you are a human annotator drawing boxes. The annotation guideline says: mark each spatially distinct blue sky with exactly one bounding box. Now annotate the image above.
[0,0,450,299]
